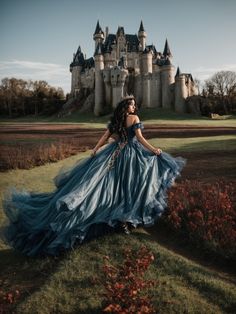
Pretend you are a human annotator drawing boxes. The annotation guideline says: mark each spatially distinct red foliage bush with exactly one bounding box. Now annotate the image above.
[100,246,156,314]
[164,180,236,258]
[0,288,20,313]
[0,139,82,171]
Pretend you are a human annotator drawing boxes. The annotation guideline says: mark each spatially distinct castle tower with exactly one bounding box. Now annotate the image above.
[174,67,188,113]
[69,21,197,116]
[116,26,126,60]
[70,46,84,96]
[93,20,104,51]
[110,66,129,108]
[174,68,198,113]
[138,21,147,51]
[141,48,153,74]
[141,48,152,107]
[151,69,162,108]
[102,68,112,107]
[94,43,105,116]
[134,75,142,105]
[161,40,175,108]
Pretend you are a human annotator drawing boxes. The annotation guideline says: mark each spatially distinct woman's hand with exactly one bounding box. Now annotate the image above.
[153,148,162,155]
[90,148,97,157]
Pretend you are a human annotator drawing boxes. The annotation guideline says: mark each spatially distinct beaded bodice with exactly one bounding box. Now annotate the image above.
[125,122,144,140]
[106,122,144,170]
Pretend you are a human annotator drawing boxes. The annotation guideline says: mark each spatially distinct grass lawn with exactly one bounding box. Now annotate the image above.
[0,127,236,312]
[1,134,235,225]
[149,135,236,152]
[1,230,234,314]
[0,108,236,127]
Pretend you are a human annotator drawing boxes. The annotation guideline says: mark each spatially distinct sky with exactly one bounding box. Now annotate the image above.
[1,0,236,94]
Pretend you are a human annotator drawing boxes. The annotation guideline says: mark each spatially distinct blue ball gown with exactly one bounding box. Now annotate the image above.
[2,122,186,256]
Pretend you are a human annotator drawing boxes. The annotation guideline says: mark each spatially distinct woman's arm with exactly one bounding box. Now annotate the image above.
[91,129,111,156]
[133,117,162,155]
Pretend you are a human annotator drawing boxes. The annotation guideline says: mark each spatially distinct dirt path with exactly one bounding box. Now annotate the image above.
[1,123,236,138]
[1,123,236,153]
[178,151,236,182]
[1,123,236,180]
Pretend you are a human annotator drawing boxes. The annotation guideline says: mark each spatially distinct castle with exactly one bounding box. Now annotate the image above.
[69,21,198,116]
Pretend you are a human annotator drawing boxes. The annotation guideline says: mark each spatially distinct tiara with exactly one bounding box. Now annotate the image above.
[122,94,135,100]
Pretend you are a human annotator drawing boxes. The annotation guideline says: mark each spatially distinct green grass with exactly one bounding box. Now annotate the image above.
[1,134,235,220]
[1,134,236,313]
[0,108,236,127]
[149,135,236,152]
[1,230,235,313]
[1,134,235,225]
[0,153,86,226]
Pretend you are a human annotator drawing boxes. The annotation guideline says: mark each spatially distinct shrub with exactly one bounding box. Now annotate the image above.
[100,246,156,314]
[0,139,79,171]
[0,288,20,313]
[164,180,236,260]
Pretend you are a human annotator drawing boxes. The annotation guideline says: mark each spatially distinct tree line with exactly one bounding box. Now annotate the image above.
[0,71,235,118]
[0,78,66,117]
[197,70,236,115]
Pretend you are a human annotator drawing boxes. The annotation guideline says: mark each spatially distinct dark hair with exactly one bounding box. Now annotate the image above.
[108,96,138,142]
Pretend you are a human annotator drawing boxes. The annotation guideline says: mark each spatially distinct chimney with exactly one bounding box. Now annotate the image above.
[105,26,109,40]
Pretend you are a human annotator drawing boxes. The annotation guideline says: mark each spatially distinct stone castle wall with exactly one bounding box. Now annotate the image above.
[70,22,198,115]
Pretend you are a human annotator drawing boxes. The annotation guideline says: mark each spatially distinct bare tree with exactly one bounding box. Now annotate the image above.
[205,71,236,97]
[193,77,202,95]
[204,71,236,113]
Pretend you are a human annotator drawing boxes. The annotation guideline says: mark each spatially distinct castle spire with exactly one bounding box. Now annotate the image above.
[139,20,145,32]
[94,20,103,35]
[175,66,181,77]
[76,46,81,54]
[93,20,104,51]
[138,20,147,51]
[163,39,172,57]
[116,26,125,36]
[74,45,84,65]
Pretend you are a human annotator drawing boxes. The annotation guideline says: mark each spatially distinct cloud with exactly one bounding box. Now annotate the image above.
[0,60,71,93]
[192,64,236,82]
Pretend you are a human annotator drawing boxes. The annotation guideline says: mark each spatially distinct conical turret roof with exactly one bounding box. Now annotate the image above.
[163,39,172,57]
[94,20,103,35]
[175,66,181,77]
[70,45,84,68]
[116,26,125,36]
[139,20,145,32]
[75,46,84,64]
[76,46,81,54]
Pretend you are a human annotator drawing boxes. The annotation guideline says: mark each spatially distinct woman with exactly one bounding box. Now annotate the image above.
[2,96,186,256]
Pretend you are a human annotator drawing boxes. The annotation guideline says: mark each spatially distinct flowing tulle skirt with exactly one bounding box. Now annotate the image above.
[2,138,186,256]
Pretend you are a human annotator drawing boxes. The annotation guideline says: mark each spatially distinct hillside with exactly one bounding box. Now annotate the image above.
[0,111,235,313]
[0,229,235,314]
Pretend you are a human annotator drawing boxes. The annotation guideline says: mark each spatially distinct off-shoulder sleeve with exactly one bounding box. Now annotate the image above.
[107,122,115,133]
[132,122,144,130]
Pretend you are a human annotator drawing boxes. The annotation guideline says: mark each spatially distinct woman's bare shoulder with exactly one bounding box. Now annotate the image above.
[127,114,140,123]
[133,115,140,123]
[126,115,140,127]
